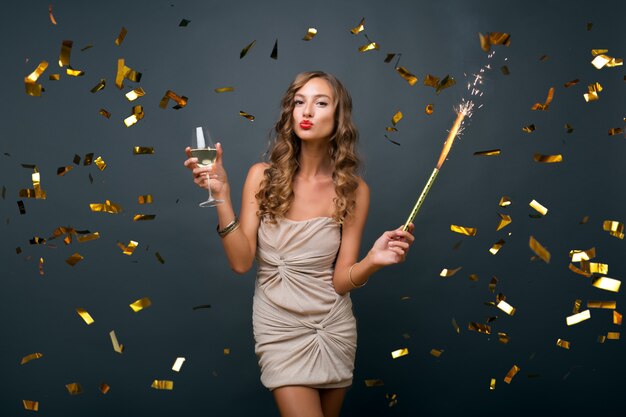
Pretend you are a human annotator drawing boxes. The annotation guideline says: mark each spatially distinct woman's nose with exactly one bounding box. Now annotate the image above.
[303,103,314,118]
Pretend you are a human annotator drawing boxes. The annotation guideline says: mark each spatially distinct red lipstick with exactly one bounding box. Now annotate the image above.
[299,120,313,130]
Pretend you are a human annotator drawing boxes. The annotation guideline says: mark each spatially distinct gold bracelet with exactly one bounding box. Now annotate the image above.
[349,262,367,288]
[217,217,239,238]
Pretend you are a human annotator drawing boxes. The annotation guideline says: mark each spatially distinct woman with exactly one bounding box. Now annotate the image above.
[184,71,414,417]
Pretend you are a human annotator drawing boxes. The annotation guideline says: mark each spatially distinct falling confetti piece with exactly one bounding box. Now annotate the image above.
[90,79,106,93]
[592,277,621,293]
[556,339,571,349]
[603,220,624,239]
[99,383,110,394]
[240,40,256,58]
[451,318,460,333]
[125,87,145,101]
[115,58,142,89]
[24,60,48,96]
[99,108,111,118]
[239,111,255,121]
[159,90,188,109]
[109,330,123,353]
[473,149,500,156]
[58,40,73,67]
[215,87,234,93]
[566,309,591,326]
[496,214,512,231]
[539,54,549,62]
[386,393,398,407]
[179,19,190,27]
[533,153,562,163]
[468,274,479,282]
[94,156,106,171]
[478,32,511,52]
[138,195,153,204]
[18,201,26,214]
[48,4,57,25]
[65,253,84,266]
[117,240,138,256]
[440,267,462,277]
[224,348,231,355]
[425,104,434,115]
[608,128,623,136]
[498,333,510,344]
[498,196,511,207]
[500,65,510,75]
[587,301,616,309]
[531,87,554,111]
[129,297,152,312]
[570,247,596,262]
[65,383,82,395]
[90,200,122,213]
[490,379,496,390]
[497,300,516,316]
[430,349,444,357]
[395,66,418,86]
[529,236,551,263]
[172,357,186,372]
[20,352,43,365]
[155,252,165,264]
[114,27,127,46]
[384,53,396,63]
[57,166,73,176]
[76,308,94,325]
[192,304,211,310]
[435,75,456,94]
[270,39,278,59]
[359,42,379,52]
[391,348,409,359]
[133,214,156,221]
[124,105,144,127]
[151,380,174,390]
[450,225,477,236]
[133,146,154,155]
[391,111,403,126]
[614,311,622,325]
[350,17,365,34]
[563,79,579,88]
[503,365,520,384]
[489,239,505,255]
[522,124,535,133]
[23,400,39,411]
[468,322,491,334]
[302,28,317,41]
[364,379,384,387]
[607,332,620,340]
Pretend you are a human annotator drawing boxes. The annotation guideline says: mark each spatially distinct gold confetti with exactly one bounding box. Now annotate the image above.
[497,300,516,316]
[48,4,57,25]
[500,65,510,75]
[58,40,73,67]
[239,111,255,121]
[503,365,520,384]
[240,40,256,58]
[440,267,462,277]
[155,252,165,264]
[76,232,99,243]
[468,322,491,335]
[425,104,434,115]
[603,220,624,239]
[613,311,622,325]
[99,383,110,394]
[391,348,409,359]
[539,54,549,62]
[90,79,106,93]
[76,308,94,325]
[115,58,142,89]
[522,124,535,133]
[395,66,418,86]
[215,87,234,93]
[498,196,511,207]
[566,309,591,326]
[531,87,554,111]
[84,153,94,165]
[579,215,589,224]
[498,332,510,344]
[57,166,73,176]
[109,330,124,353]
[99,108,111,118]
[22,400,39,411]
[359,42,379,52]
[386,393,398,407]
[133,146,154,155]
[435,75,456,94]
[572,299,582,314]
[66,66,84,77]
[430,349,444,357]
[270,39,278,59]
[473,149,500,156]
[570,247,596,262]
[533,153,563,163]
[591,54,611,69]
[496,213,512,231]
[591,49,608,56]
[564,79,579,88]
[450,225,477,236]
[384,53,396,63]
[117,240,138,256]
[490,378,496,390]
[124,105,144,127]
[114,27,127,46]
[138,195,153,204]
[350,17,365,34]
[592,277,621,293]
[529,236,551,263]
[583,82,602,102]
[152,380,174,390]
[608,128,623,136]
[38,257,44,276]
[479,32,511,52]
[133,214,156,221]
[468,274,479,282]
[129,297,152,312]
[563,123,574,133]
[65,383,82,395]
[125,87,145,101]
[423,74,439,87]
[94,156,107,171]
[65,253,84,266]
[607,332,620,340]
[451,318,460,334]
[489,239,505,255]
[24,60,48,96]
[385,127,398,132]
[20,352,43,365]
[159,90,188,110]
[489,276,498,292]
[172,357,186,372]
[48,73,60,80]
[556,339,571,349]
[364,379,384,387]
[223,348,231,355]
[587,300,616,309]
[581,261,608,275]
[302,28,317,41]
[391,111,403,126]
[90,200,122,213]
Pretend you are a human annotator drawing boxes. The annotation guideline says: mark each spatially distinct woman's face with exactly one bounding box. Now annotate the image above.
[292,77,336,143]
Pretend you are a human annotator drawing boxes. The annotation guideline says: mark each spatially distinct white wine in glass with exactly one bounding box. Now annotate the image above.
[191,126,223,207]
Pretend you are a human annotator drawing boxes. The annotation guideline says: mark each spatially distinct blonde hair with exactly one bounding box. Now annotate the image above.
[256,71,360,223]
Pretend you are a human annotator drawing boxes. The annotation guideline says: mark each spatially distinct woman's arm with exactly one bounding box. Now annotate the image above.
[331,178,414,295]
[184,144,264,274]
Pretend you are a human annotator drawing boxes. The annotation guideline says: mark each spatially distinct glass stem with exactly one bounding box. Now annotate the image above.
[207,164,213,201]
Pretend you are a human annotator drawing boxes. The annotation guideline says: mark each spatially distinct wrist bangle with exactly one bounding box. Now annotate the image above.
[349,262,367,288]
[217,217,240,238]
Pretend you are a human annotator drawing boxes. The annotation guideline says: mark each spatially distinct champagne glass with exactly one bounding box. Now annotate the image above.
[190,126,223,207]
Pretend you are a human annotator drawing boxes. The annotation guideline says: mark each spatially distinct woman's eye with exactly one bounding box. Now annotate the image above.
[316,102,328,107]
[294,100,304,105]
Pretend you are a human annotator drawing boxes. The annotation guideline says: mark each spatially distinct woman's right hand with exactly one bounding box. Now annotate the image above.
[184,143,229,198]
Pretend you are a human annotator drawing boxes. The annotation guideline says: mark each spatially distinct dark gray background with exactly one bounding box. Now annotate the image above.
[1,0,624,415]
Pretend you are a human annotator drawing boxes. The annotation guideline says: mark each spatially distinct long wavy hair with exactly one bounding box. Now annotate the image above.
[256,71,361,223]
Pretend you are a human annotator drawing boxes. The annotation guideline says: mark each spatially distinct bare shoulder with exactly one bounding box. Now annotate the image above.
[245,162,269,188]
[355,176,370,202]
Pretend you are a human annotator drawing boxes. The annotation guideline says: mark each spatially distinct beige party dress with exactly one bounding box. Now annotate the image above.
[253,216,357,390]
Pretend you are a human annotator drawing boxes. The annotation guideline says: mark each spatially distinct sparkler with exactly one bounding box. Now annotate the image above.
[402,57,492,231]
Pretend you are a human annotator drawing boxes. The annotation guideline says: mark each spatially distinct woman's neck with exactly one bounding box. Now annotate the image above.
[297,141,333,178]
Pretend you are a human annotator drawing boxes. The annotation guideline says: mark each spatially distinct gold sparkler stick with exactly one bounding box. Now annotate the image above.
[403,107,469,231]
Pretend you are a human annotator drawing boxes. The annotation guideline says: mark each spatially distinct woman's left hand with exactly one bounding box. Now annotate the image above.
[367,224,415,267]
